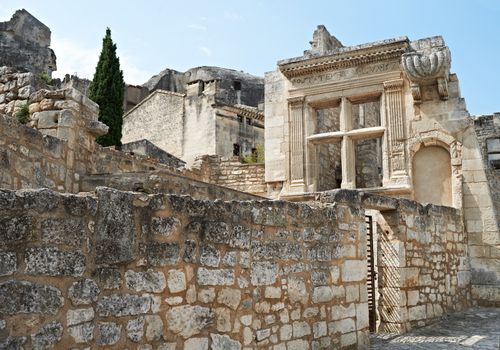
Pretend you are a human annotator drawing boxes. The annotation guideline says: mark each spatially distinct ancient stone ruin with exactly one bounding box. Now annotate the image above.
[0,11,498,350]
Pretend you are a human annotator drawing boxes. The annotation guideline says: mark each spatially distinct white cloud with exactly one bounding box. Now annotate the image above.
[51,36,99,80]
[188,24,207,31]
[51,36,151,85]
[199,46,212,56]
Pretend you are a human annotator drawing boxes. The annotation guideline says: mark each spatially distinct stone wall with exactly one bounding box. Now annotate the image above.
[321,190,470,332]
[0,114,77,191]
[122,90,186,160]
[193,156,267,197]
[0,95,264,202]
[0,67,48,116]
[0,10,56,75]
[0,187,370,349]
[461,114,500,306]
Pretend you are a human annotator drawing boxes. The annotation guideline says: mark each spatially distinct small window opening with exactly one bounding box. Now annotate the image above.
[237,115,243,123]
[233,143,240,156]
[246,118,252,125]
[233,81,241,91]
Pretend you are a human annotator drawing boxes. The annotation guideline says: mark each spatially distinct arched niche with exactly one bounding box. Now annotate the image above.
[412,145,452,206]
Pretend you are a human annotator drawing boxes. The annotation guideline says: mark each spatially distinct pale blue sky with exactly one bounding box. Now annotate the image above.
[1,0,499,115]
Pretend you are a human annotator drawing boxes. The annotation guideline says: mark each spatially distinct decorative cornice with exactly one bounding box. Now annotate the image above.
[279,40,409,78]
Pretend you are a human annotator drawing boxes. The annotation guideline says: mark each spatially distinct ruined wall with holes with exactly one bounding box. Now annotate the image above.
[0,187,370,349]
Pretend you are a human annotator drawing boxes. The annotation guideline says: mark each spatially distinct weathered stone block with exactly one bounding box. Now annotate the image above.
[251,261,278,286]
[68,279,100,305]
[211,333,241,350]
[216,307,232,332]
[328,318,355,334]
[97,322,121,345]
[97,294,151,316]
[166,305,215,338]
[0,216,33,244]
[40,218,85,246]
[145,314,163,341]
[217,288,241,310]
[0,280,63,314]
[0,252,16,276]
[67,308,94,326]
[408,305,427,321]
[293,321,311,338]
[312,286,333,303]
[92,267,122,289]
[200,244,221,267]
[25,247,85,277]
[167,269,187,293]
[197,267,234,286]
[313,321,327,339]
[151,216,180,236]
[288,276,308,304]
[202,221,230,244]
[287,339,308,350]
[95,188,136,265]
[199,288,216,303]
[342,260,366,282]
[68,322,94,343]
[31,321,63,350]
[141,242,180,266]
[125,269,166,293]
[127,317,145,342]
[185,337,209,350]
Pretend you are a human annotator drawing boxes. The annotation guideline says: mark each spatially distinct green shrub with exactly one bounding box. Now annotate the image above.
[15,103,30,124]
[242,144,265,164]
[39,72,52,85]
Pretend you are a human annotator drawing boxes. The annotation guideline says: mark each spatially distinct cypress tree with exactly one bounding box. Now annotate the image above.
[89,28,125,147]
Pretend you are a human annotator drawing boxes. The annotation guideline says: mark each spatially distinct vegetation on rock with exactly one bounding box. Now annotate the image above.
[15,102,29,124]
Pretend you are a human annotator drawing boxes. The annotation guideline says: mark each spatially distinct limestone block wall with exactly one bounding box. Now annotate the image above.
[122,91,186,160]
[193,155,266,197]
[0,67,48,116]
[0,114,77,191]
[461,114,500,306]
[378,201,470,332]
[321,191,470,333]
[0,187,369,349]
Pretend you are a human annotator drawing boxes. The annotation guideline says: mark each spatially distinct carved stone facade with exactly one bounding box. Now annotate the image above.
[264,25,470,203]
[265,25,498,308]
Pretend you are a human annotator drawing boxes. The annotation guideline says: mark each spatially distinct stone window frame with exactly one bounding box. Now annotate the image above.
[486,138,500,169]
[306,95,385,190]
[283,70,410,198]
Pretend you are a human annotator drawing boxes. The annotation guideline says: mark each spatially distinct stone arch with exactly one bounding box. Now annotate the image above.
[408,130,462,208]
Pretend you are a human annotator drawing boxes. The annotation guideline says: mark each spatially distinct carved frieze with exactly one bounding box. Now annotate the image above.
[402,45,451,102]
[290,61,400,88]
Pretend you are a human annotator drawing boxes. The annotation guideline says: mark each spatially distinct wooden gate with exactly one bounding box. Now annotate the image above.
[365,215,377,332]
